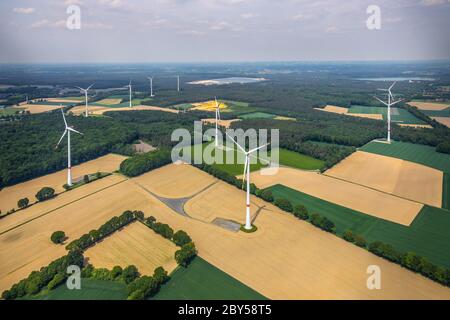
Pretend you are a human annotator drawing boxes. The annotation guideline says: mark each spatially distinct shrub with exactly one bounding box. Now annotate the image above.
[274,198,293,212]
[310,213,335,233]
[35,187,55,202]
[122,265,139,284]
[127,289,145,300]
[111,266,123,279]
[134,210,145,221]
[50,231,66,244]
[91,268,112,281]
[17,197,30,209]
[83,175,90,184]
[343,230,355,242]
[172,230,192,247]
[120,148,172,177]
[47,273,66,290]
[293,204,309,220]
[259,189,274,202]
[175,242,197,267]
[354,235,367,248]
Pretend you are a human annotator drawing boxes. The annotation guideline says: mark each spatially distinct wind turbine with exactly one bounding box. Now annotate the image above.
[126,80,132,107]
[75,84,94,117]
[373,82,403,143]
[55,107,83,187]
[147,76,155,97]
[226,133,269,230]
[177,75,180,92]
[214,97,221,147]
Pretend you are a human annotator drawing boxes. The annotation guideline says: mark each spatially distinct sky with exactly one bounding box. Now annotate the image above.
[1,0,450,63]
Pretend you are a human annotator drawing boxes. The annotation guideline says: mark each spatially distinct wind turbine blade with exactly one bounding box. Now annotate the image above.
[389,82,396,91]
[56,130,67,148]
[68,127,83,135]
[248,143,270,155]
[87,83,94,91]
[60,107,68,127]
[390,99,403,107]
[75,86,84,91]
[225,133,246,154]
[373,96,388,107]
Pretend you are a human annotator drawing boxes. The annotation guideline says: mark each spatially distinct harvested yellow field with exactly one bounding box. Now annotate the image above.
[13,104,62,114]
[408,101,449,110]
[315,105,348,114]
[201,118,241,128]
[249,167,423,225]
[46,98,83,103]
[398,123,433,129]
[192,100,228,112]
[0,178,171,292]
[95,98,122,105]
[132,162,216,198]
[85,221,178,275]
[70,105,105,115]
[431,117,450,128]
[0,154,127,213]
[274,116,296,121]
[135,164,450,299]
[325,151,442,208]
[348,113,383,120]
[184,181,264,223]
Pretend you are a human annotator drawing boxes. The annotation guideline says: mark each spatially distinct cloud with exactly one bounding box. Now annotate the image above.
[98,0,125,8]
[325,26,338,33]
[209,21,242,31]
[13,8,35,14]
[84,22,114,30]
[30,19,66,29]
[64,0,83,4]
[143,18,168,28]
[240,13,257,19]
[420,0,447,6]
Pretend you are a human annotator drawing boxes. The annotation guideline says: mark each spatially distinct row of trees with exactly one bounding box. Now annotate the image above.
[1,249,84,300]
[120,148,172,177]
[65,210,140,251]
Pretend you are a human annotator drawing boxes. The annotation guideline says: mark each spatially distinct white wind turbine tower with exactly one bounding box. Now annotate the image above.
[75,84,94,117]
[373,82,402,143]
[214,97,221,147]
[226,133,269,230]
[126,80,132,107]
[177,75,180,92]
[147,76,155,97]
[55,108,83,187]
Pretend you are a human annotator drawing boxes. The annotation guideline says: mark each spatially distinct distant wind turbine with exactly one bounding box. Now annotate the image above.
[214,97,221,147]
[126,80,132,107]
[55,107,83,187]
[147,76,155,97]
[177,75,180,92]
[226,133,269,230]
[75,84,94,117]
[373,82,403,143]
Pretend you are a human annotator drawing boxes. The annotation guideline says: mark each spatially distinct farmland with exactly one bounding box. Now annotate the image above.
[152,257,266,300]
[70,104,178,116]
[268,184,450,269]
[325,151,443,207]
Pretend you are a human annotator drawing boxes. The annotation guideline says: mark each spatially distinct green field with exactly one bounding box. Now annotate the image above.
[348,105,425,124]
[173,103,194,110]
[421,108,450,117]
[152,257,266,300]
[268,148,325,170]
[239,112,277,120]
[268,184,450,269]
[444,173,450,210]
[33,101,77,106]
[360,140,450,173]
[23,279,127,300]
[0,107,23,115]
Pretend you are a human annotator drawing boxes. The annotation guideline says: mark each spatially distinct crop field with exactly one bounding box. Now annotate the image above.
[133,164,450,299]
[94,98,123,105]
[152,257,266,300]
[431,117,450,128]
[12,104,63,114]
[191,100,228,111]
[0,153,126,214]
[0,107,24,115]
[70,104,179,116]
[360,141,450,173]
[0,178,166,292]
[201,118,241,128]
[23,279,127,300]
[408,101,449,110]
[271,148,325,170]
[239,112,277,119]
[249,167,423,225]
[268,184,450,269]
[348,105,426,124]
[419,108,450,117]
[325,151,443,207]
[85,221,178,275]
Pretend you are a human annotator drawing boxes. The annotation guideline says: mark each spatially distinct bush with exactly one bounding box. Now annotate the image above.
[172,230,192,247]
[134,210,144,221]
[120,148,172,177]
[354,235,367,248]
[369,241,402,263]
[83,175,90,184]
[258,189,274,202]
[343,230,355,242]
[175,242,197,267]
[50,231,66,244]
[274,198,293,212]
[293,204,309,220]
[18,197,30,209]
[35,187,55,202]
[310,213,335,233]
[111,266,123,279]
[47,273,66,290]
[122,265,139,284]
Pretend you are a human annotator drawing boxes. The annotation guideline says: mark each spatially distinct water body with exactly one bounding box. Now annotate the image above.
[189,77,266,85]
[355,77,435,82]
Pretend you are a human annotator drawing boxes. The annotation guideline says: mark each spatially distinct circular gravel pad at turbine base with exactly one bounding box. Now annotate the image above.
[240,224,258,233]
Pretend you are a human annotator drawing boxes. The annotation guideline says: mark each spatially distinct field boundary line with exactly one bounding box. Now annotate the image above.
[0,177,128,236]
